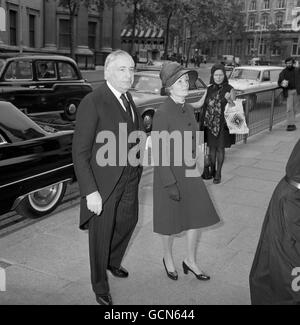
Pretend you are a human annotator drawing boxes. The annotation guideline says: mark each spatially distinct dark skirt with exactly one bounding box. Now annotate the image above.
[205,125,235,149]
[249,178,300,305]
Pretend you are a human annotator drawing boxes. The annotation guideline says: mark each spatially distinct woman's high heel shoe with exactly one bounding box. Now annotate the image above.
[163,259,178,281]
[182,261,210,281]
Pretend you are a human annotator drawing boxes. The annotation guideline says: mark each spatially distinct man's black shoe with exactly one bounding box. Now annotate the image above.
[96,293,113,305]
[107,265,129,278]
[287,125,297,131]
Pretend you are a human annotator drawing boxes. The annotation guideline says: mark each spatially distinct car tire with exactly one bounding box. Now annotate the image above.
[15,182,67,219]
[62,100,79,121]
[143,111,154,133]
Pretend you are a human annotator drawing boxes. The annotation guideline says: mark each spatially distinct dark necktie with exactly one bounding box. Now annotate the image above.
[120,94,133,120]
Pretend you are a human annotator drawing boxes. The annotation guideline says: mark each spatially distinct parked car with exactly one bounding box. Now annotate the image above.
[130,71,207,132]
[228,66,284,110]
[0,55,93,121]
[248,57,271,66]
[137,60,172,72]
[0,101,75,219]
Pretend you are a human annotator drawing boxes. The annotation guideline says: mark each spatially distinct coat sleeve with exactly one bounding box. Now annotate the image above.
[152,109,177,187]
[72,94,99,197]
[278,70,284,87]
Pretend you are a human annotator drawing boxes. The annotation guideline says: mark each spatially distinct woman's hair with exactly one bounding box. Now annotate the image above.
[210,64,228,86]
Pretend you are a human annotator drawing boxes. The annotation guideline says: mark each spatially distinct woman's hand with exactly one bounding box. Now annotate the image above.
[225,91,235,106]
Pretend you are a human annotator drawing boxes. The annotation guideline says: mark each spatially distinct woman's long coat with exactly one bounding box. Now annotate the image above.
[152,97,220,235]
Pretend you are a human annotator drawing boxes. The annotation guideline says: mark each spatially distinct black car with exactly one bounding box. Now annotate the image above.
[0,101,75,218]
[0,55,93,120]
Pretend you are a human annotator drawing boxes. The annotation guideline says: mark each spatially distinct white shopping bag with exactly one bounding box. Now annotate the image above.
[224,99,249,135]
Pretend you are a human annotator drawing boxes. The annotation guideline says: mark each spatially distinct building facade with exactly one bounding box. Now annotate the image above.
[0,0,124,68]
[207,0,300,64]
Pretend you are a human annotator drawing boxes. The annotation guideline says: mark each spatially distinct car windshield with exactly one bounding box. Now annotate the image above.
[131,75,162,94]
[230,69,260,81]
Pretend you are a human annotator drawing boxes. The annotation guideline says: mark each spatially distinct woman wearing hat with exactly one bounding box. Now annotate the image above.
[152,62,220,281]
[193,64,236,184]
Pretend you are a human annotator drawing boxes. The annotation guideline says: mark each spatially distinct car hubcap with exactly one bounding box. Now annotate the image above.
[144,114,152,132]
[68,103,77,114]
[28,183,63,212]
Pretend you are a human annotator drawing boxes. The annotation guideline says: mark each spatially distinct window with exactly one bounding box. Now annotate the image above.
[88,22,97,50]
[247,39,255,55]
[58,61,77,80]
[263,0,270,9]
[292,38,300,56]
[259,39,267,55]
[275,14,283,28]
[0,133,7,145]
[4,61,33,80]
[9,10,17,46]
[270,70,281,81]
[59,19,70,48]
[29,14,35,48]
[261,15,269,29]
[262,71,270,82]
[249,0,256,10]
[36,61,57,80]
[249,16,256,30]
[277,0,285,8]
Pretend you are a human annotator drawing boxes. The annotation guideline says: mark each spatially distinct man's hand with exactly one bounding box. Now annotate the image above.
[165,184,181,202]
[86,191,102,215]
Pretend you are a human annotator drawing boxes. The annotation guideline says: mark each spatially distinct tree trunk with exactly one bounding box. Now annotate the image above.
[130,0,138,56]
[163,11,172,60]
[185,25,193,68]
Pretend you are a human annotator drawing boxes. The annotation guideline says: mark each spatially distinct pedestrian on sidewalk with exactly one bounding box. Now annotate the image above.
[278,57,300,132]
[249,139,300,305]
[152,62,220,282]
[72,50,144,306]
[192,64,236,184]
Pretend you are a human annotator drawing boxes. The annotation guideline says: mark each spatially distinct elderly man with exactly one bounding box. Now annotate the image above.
[73,50,144,305]
[278,57,300,132]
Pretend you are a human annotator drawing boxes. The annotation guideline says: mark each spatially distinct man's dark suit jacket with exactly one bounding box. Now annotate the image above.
[72,82,144,230]
[278,67,300,98]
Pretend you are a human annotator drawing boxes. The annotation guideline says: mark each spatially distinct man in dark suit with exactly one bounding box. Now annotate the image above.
[72,50,144,305]
[278,57,300,132]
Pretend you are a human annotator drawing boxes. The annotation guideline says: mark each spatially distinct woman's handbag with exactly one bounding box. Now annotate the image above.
[224,99,249,135]
[201,143,213,180]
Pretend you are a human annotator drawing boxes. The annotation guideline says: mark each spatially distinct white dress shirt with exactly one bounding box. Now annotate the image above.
[106,81,135,122]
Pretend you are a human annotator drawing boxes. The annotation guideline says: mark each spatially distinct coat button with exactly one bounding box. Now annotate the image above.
[188,122,192,126]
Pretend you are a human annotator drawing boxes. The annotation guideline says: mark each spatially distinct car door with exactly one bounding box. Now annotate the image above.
[256,69,273,107]
[0,59,38,112]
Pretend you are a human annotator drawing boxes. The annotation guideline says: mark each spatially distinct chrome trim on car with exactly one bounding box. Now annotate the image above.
[11,178,73,210]
[0,164,74,189]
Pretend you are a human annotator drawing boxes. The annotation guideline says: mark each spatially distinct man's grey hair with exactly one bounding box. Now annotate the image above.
[104,50,133,79]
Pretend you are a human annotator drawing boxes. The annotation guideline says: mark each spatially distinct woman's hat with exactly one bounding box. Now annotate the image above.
[160,62,198,88]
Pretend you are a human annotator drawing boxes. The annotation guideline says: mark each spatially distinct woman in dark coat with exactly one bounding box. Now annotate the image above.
[152,62,220,281]
[193,64,235,184]
[249,139,300,305]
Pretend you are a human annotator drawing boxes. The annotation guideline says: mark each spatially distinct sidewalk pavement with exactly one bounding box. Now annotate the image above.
[0,120,299,305]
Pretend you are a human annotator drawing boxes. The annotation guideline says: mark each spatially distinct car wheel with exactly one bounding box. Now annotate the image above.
[62,100,79,121]
[15,182,67,219]
[143,111,154,133]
